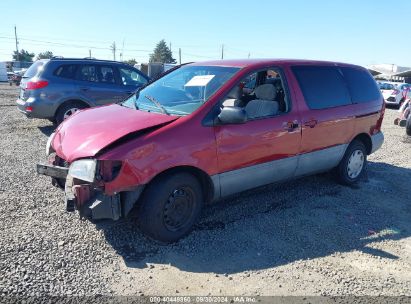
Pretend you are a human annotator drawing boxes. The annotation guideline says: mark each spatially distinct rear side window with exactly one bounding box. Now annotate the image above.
[78,65,98,82]
[292,66,351,109]
[341,67,380,103]
[24,61,46,78]
[100,66,115,83]
[54,64,77,79]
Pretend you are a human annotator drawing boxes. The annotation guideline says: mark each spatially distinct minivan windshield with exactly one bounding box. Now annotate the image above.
[23,60,47,78]
[122,65,240,115]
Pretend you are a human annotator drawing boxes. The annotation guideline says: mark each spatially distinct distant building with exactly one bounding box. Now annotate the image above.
[367,64,411,83]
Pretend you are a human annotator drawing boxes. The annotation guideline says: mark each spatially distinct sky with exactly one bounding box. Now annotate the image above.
[1,0,411,67]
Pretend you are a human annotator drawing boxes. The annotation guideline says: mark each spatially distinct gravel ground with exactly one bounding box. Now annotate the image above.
[0,83,410,298]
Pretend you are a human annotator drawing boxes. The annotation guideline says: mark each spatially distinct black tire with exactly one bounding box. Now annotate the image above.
[55,101,87,125]
[137,172,203,243]
[406,116,411,136]
[335,140,367,185]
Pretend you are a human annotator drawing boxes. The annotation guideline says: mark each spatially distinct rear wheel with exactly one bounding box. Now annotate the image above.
[335,140,367,185]
[137,172,203,243]
[398,98,405,109]
[55,101,87,125]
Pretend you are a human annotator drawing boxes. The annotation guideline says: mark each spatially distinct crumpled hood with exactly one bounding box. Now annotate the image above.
[52,104,178,162]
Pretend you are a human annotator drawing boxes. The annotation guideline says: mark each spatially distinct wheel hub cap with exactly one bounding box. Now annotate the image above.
[164,188,194,231]
[347,149,364,179]
[63,108,79,120]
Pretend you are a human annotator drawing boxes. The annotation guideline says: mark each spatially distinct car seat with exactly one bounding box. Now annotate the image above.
[104,72,114,83]
[222,86,243,107]
[245,84,279,119]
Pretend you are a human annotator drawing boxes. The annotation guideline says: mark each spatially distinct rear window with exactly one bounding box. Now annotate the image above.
[23,60,47,78]
[379,83,394,90]
[54,64,78,79]
[292,66,351,109]
[340,67,381,103]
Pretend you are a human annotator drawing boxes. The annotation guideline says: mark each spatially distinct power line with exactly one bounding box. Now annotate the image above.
[182,52,215,59]
[0,34,241,62]
[0,36,152,52]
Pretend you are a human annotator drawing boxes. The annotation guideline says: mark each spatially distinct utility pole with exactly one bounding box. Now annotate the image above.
[14,25,19,62]
[110,42,116,61]
[179,48,181,65]
[248,52,250,59]
[221,44,224,60]
[89,49,91,58]
[120,39,125,61]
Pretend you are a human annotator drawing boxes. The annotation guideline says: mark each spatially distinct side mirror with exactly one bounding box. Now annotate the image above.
[217,106,247,124]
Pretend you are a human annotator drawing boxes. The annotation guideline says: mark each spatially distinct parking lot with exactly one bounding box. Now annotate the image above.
[0,82,410,297]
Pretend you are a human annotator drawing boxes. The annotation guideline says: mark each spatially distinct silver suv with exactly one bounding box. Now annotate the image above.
[16,58,149,124]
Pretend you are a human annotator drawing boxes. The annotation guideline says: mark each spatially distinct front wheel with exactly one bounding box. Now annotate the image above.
[406,117,411,136]
[335,140,367,185]
[137,172,203,243]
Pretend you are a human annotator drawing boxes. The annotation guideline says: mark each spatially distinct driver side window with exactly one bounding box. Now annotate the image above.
[221,68,289,120]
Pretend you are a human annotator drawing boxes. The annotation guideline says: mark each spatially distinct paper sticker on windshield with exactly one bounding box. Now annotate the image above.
[185,75,215,87]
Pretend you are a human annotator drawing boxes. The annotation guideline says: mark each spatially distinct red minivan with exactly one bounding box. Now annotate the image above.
[37,59,385,242]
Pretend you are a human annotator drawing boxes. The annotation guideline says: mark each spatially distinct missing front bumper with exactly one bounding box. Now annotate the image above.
[65,175,144,221]
[65,175,121,220]
[37,162,143,221]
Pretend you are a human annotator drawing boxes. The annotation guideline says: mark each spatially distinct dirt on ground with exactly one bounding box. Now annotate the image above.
[0,83,410,298]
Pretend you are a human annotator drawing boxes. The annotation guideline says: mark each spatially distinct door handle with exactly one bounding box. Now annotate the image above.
[124,91,134,95]
[283,120,299,131]
[80,87,89,91]
[304,119,318,128]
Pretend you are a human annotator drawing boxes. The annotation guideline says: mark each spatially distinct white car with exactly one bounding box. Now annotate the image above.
[379,82,410,107]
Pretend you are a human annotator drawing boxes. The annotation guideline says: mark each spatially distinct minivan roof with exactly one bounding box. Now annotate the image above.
[188,59,363,69]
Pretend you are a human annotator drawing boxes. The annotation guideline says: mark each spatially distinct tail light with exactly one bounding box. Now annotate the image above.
[374,103,385,133]
[26,79,48,90]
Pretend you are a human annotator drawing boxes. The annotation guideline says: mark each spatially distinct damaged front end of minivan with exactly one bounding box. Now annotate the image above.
[38,153,144,221]
[36,102,179,221]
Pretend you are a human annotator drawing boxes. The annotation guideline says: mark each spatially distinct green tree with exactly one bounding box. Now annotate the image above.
[37,51,54,60]
[124,58,137,66]
[12,49,35,62]
[149,39,176,64]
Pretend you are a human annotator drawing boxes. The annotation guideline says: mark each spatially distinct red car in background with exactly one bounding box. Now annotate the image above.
[394,89,411,135]
[8,70,25,86]
[37,59,384,242]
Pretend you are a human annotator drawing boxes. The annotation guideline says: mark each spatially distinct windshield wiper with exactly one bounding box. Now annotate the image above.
[144,95,169,115]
